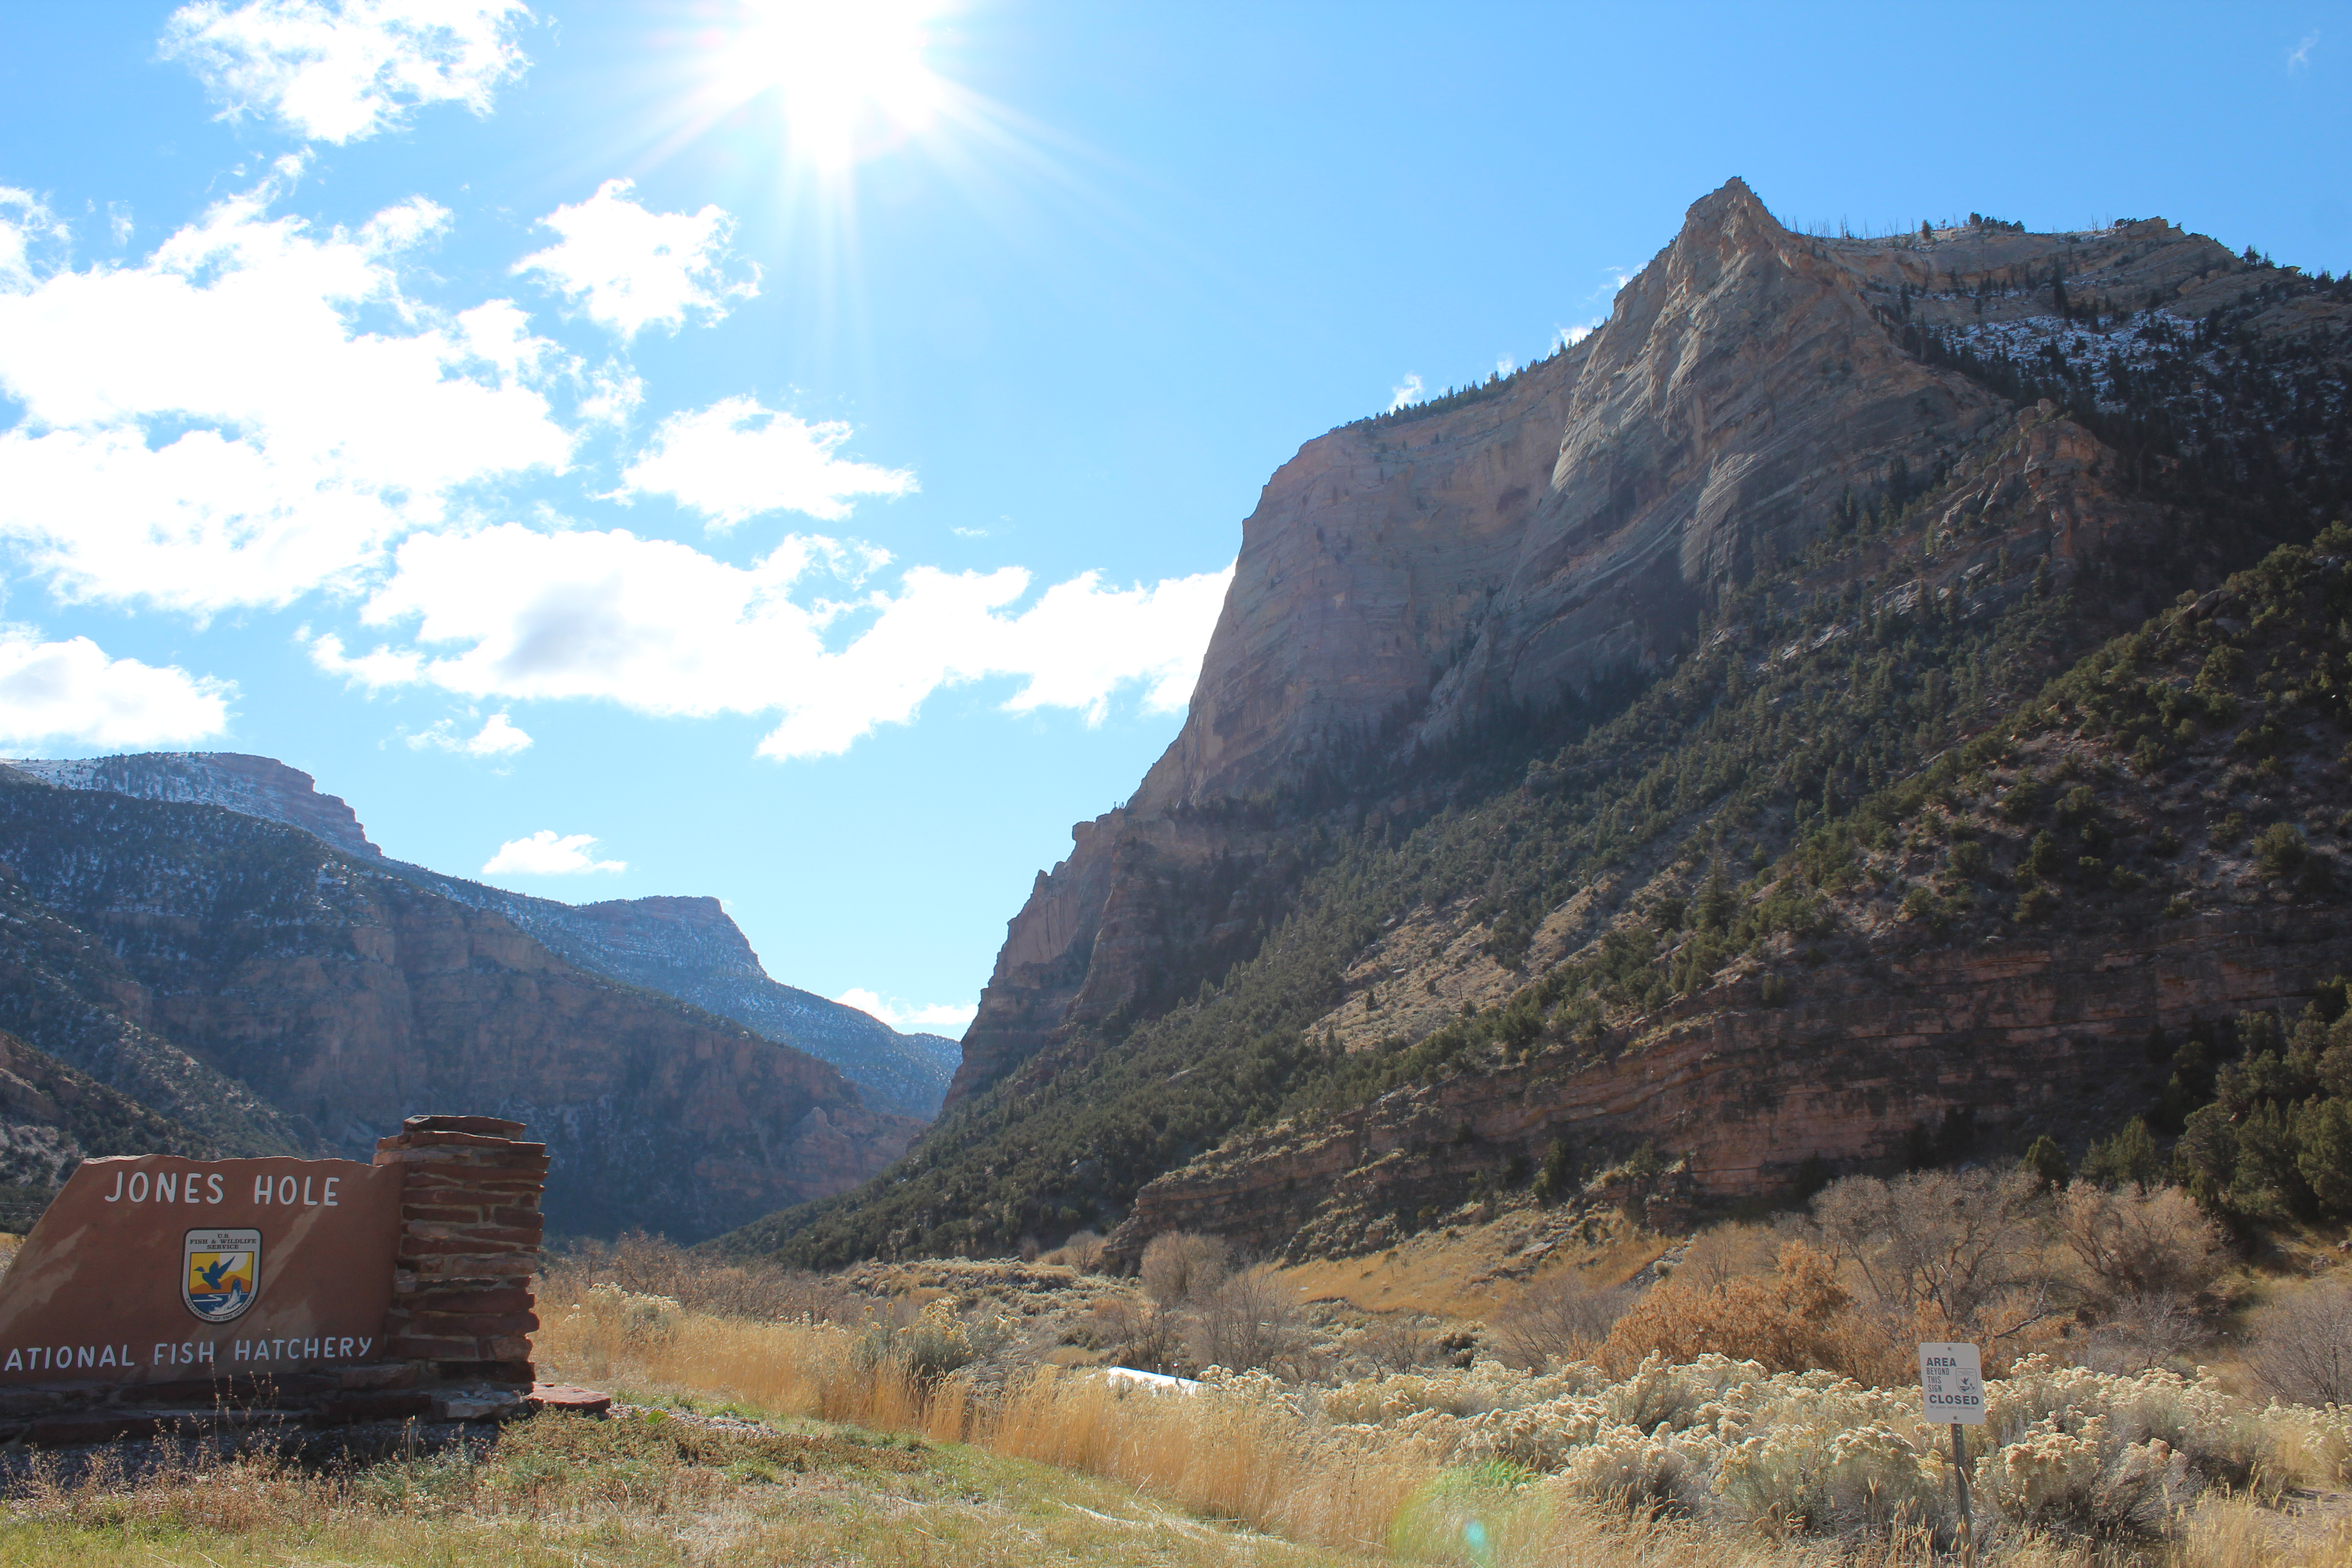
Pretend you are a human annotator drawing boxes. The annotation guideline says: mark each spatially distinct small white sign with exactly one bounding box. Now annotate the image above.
[1919,1341,1986,1425]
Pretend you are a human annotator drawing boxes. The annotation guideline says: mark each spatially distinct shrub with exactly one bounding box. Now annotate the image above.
[1487,1272,1636,1370]
[1139,1231,1230,1306]
[1597,1240,1882,1379]
[2052,1181,2225,1302]
[2244,1280,2352,1406]
[1186,1265,1313,1377]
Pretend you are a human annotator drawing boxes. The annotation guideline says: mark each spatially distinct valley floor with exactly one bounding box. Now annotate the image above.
[5,1233,2350,1567]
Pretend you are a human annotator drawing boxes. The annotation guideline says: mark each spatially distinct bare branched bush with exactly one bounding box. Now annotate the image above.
[1488,1272,1636,1370]
[2244,1279,2352,1406]
[1809,1167,2054,1344]
[1085,1293,1184,1375]
[2075,1291,2208,1375]
[1344,1313,1445,1374]
[1139,1230,1229,1306]
[1044,1229,1107,1272]
[2052,1181,2224,1303]
[1185,1264,1313,1377]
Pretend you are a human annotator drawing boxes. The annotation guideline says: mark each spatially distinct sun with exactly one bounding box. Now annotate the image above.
[722,0,947,172]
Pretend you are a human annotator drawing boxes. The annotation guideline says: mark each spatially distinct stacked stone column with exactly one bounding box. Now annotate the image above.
[372,1114,545,1387]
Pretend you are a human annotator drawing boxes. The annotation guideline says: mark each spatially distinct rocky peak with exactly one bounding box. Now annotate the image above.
[5,752,380,859]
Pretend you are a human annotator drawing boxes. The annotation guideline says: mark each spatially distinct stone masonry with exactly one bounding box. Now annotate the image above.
[374,1113,546,1386]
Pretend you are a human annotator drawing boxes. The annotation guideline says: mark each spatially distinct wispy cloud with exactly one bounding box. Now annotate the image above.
[0,628,233,749]
[408,710,530,756]
[162,0,533,145]
[2289,29,2319,69]
[480,828,623,876]
[621,396,915,528]
[514,179,758,340]
[834,987,976,1033]
[1387,372,1425,412]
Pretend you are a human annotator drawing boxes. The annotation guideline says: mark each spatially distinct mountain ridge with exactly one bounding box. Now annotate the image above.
[736,180,2352,1265]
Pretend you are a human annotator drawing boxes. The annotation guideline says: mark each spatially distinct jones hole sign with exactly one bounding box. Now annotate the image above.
[0,1156,401,1385]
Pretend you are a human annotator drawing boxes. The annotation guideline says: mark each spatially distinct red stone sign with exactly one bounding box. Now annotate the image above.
[0,1155,401,1385]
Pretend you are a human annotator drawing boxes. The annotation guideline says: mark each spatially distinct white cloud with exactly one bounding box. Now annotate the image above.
[622,396,916,528]
[833,988,975,1033]
[408,710,530,755]
[162,0,532,145]
[480,829,623,876]
[0,190,69,290]
[1554,323,1597,350]
[1387,373,1424,412]
[514,179,758,339]
[0,178,574,615]
[0,629,232,749]
[2289,29,2319,69]
[309,521,1232,760]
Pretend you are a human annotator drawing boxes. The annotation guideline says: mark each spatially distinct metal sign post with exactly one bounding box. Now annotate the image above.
[1919,1341,1985,1564]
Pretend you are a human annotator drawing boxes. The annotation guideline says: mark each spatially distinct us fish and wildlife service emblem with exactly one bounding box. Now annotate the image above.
[182,1228,260,1323]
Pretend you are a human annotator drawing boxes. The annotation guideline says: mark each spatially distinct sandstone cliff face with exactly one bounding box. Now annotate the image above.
[956,180,2248,1108]
[0,782,917,1238]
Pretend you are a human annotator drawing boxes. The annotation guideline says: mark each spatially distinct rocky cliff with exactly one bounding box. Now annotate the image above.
[4,753,382,859]
[954,183,2301,1112]
[11,752,958,1120]
[0,781,919,1238]
[747,180,2352,1267]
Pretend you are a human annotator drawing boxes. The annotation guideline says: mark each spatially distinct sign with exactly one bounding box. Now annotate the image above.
[1919,1340,1986,1425]
[0,1155,400,1385]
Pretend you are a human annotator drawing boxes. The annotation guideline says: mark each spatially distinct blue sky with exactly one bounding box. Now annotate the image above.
[0,1,2344,1033]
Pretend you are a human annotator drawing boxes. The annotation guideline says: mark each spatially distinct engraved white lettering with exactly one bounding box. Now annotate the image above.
[195,1342,212,1363]
[183,1174,201,1205]
[4,1350,18,1371]
[153,1343,168,1366]
[322,1176,338,1206]
[301,1176,315,1205]
[156,1172,176,1203]
[75,1346,93,1368]
[99,1345,117,1367]
[127,1172,148,1203]
[277,1176,298,1205]
[357,1337,372,1357]
[254,1175,272,1204]
[104,1169,122,1203]
[235,1340,252,1362]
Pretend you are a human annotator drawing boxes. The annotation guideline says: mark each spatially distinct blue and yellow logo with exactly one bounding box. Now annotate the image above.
[182,1228,261,1323]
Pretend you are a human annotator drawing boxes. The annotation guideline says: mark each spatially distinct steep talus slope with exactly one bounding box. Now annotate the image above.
[10,751,957,1119]
[740,180,2352,1266]
[0,780,916,1238]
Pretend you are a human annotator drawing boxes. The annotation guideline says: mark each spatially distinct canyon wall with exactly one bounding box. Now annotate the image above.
[0,780,916,1238]
[954,180,2246,1109]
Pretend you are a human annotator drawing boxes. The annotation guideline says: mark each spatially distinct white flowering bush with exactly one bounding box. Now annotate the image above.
[1284,1349,2314,1544]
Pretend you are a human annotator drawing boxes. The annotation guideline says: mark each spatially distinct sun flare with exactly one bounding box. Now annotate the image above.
[724,0,946,172]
